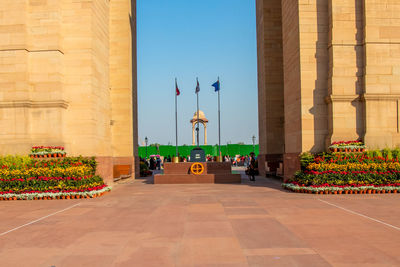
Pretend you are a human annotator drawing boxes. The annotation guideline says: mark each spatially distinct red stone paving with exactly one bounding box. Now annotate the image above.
[0,172,399,266]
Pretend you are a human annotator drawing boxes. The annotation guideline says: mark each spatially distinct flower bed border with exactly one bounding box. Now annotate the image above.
[0,186,112,200]
[30,153,67,158]
[282,183,399,194]
[328,140,365,153]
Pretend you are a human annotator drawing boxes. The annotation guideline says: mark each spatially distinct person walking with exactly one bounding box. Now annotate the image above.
[248,152,256,182]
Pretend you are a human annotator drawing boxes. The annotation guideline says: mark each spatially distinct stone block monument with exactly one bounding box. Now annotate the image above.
[154,162,241,184]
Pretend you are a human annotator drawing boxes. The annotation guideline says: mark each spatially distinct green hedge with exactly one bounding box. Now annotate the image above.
[138,144,259,158]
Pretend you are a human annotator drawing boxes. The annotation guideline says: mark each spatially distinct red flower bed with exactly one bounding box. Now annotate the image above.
[0,184,108,195]
[0,156,110,200]
[287,149,400,194]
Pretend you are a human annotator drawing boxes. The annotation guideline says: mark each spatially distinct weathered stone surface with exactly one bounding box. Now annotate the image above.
[257,0,400,178]
[0,0,138,180]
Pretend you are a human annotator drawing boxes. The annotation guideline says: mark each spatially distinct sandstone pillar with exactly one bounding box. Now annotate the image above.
[281,0,302,180]
[256,0,285,176]
[109,0,139,177]
[363,1,400,149]
[281,0,329,180]
[326,0,364,147]
[61,0,112,157]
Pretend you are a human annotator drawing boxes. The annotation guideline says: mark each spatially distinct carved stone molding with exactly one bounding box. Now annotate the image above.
[325,94,400,104]
[325,95,361,104]
[361,94,400,101]
[0,100,69,109]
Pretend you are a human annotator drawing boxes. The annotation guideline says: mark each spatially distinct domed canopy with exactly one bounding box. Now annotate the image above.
[191,110,209,123]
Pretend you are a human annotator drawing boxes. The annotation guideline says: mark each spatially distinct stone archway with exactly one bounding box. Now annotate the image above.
[1,0,400,182]
[190,111,209,146]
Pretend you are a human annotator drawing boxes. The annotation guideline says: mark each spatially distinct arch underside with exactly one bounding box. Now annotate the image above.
[1,0,400,181]
[192,121,208,146]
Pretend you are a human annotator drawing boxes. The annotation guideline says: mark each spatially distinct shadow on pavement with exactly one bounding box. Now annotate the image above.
[134,170,288,192]
[234,170,287,192]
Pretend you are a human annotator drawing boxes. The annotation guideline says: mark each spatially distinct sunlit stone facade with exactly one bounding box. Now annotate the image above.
[257,0,400,179]
[0,0,138,183]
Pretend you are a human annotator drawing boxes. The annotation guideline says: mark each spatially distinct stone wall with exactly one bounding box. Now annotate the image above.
[0,0,66,154]
[61,0,112,157]
[258,0,400,179]
[0,0,138,181]
[363,0,400,149]
[281,0,302,179]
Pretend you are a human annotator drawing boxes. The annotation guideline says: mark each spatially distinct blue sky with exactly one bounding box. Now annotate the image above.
[137,0,258,146]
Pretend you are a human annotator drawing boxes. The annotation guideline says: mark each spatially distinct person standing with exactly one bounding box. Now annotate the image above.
[248,152,256,181]
[244,155,249,167]
[149,157,154,170]
[156,157,161,170]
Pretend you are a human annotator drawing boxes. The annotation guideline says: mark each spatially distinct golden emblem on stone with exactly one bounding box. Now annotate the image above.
[190,163,204,175]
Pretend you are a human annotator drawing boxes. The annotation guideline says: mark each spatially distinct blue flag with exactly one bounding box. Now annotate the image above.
[212,80,220,92]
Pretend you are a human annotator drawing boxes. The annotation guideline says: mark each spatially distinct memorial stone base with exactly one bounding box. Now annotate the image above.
[154,162,241,184]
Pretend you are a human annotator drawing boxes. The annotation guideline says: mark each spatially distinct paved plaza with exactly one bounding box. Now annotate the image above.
[0,173,399,266]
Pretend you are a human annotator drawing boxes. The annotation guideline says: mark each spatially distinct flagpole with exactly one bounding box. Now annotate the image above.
[218,77,221,160]
[175,78,179,157]
[196,78,200,148]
